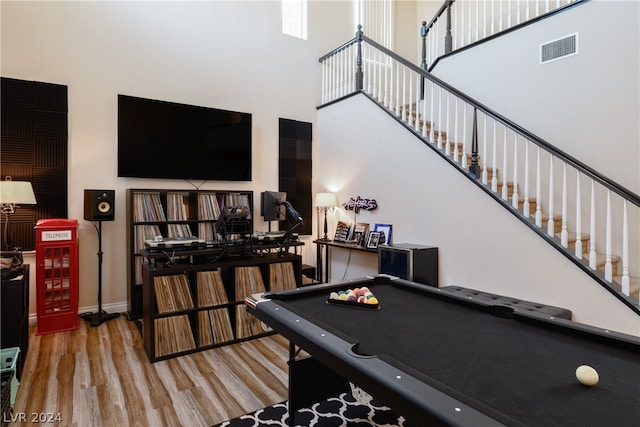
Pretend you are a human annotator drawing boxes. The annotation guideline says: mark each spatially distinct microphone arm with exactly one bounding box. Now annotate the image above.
[281,201,303,223]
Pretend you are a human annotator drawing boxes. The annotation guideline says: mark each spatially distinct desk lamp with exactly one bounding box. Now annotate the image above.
[315,192,338,241]
[0,177,37,250]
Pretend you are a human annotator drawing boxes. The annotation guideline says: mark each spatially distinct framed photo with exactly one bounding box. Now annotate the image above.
[334,220,352,242]
[366,231,381,249]
[373,223,392,245]
[351,222,369,246]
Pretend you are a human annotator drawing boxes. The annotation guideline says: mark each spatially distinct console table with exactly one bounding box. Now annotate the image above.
[314,240,377,283]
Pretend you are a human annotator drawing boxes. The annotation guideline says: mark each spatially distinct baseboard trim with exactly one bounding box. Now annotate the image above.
[28,301,129,325]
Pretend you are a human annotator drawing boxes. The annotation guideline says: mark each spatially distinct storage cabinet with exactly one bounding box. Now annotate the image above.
[1,262,29,380]
[126,189,253,320]
[143,252,301,362]
[378,243,438,287]
[35,219,79,335]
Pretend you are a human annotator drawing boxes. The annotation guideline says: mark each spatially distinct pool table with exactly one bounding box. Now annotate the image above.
[246,275,640,426]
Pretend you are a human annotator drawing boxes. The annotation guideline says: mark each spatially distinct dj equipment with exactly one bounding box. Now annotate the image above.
[84,189,115,221]
[144,236,206,251]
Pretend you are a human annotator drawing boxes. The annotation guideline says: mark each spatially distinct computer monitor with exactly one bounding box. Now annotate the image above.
[261,191,286,221]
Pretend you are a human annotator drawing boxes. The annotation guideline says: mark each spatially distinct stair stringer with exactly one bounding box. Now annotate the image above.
[317,92,640,336]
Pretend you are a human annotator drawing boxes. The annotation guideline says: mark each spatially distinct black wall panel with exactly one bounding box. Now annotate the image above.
[1,77,68,251]
[279,118,312,235]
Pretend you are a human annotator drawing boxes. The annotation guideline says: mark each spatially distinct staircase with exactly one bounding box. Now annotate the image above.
[407,111,639,300]
[317,4,639,315]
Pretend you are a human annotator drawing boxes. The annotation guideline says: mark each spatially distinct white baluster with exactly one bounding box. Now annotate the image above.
[621,200,630,295]
[402,66,407,122]
[321,60,326,103]
[378,50,383,102]
[422,79,428,137]
[325,57,330,102]
[512,134,519,209]
[560,163,568,247]
[502,127,508,200]
[438,86,443,149]
[574,171,582,258]
[547,156,555,236]
[371,49,377,99]
[340,49,345,97]
[467,0,472,45]
[535,146,542,226]
[395,62,401,117]
[453,98,459,162]
[383,55,389,108]
[523,140,530,217]
[330,55,336,101]
[589,180,597,269]
[445,93,451,156]
[389,59,395,112]
[415,74,421,132]
[366,45,372,95]
[491,120,498,192]
[408,71,413,127]
[461,104,468,169]
[429,81,435,142]
[491,0,496,35]
[483,0,488,38]
[475,0,479,42]
[481,113,487,184]
[605,190,612,282]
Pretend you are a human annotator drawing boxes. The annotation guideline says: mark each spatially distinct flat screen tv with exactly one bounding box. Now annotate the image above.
[118,95,252,181]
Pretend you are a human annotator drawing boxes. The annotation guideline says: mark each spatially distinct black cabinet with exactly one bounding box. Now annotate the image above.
[378,244,438,287]
[1,264,29,380]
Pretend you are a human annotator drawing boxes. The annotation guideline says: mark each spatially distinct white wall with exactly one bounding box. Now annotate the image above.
[1,0,354,313]
[431,0,639,193]
[318,93,639,336]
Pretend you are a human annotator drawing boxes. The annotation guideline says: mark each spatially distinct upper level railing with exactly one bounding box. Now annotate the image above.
[319,26,640,313]
[420,0,587,71]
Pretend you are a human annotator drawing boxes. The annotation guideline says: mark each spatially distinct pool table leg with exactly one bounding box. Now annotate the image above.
[287,342,350,426]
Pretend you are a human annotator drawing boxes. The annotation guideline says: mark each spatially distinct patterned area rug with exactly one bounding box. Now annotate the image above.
[214,392,413,427]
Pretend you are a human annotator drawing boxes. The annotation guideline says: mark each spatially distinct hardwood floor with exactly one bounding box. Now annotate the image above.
[9,316,290,427]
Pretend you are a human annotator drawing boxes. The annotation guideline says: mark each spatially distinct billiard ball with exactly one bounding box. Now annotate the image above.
[576,365,599,386]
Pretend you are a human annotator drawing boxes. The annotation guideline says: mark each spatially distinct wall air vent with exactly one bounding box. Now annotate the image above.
[540,33,578,64]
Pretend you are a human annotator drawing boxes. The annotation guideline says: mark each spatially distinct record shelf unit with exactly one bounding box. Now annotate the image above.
[126,188,253,320]
[142,252,302,361]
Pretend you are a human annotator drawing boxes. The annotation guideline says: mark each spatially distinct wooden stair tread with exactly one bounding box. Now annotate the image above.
[613,275,640,294]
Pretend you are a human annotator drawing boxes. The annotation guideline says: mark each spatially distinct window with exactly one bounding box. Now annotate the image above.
[282,0,307,40]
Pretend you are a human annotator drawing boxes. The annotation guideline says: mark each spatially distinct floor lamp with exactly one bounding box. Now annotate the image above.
[0,177,37,251]
[315,193,338,241]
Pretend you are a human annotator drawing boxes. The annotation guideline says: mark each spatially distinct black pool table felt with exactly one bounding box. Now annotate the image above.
[272,281,640,426]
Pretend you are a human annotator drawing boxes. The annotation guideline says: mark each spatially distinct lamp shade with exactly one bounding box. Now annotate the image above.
[0,180,37,205]
[315,192,338,208]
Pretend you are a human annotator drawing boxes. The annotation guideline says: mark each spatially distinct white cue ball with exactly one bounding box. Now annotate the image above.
[576,365,599,386]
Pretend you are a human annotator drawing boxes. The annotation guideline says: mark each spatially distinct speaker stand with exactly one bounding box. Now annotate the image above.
[80,221,120,327]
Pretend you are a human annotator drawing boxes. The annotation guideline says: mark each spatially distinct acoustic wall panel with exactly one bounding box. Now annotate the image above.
[1,77,68,251]
[279,118,312,235]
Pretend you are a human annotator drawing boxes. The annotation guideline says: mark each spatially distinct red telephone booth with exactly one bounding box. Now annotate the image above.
[35,219,79,335]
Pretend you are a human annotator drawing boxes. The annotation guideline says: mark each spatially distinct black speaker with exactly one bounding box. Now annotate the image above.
[84,189,115,221]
